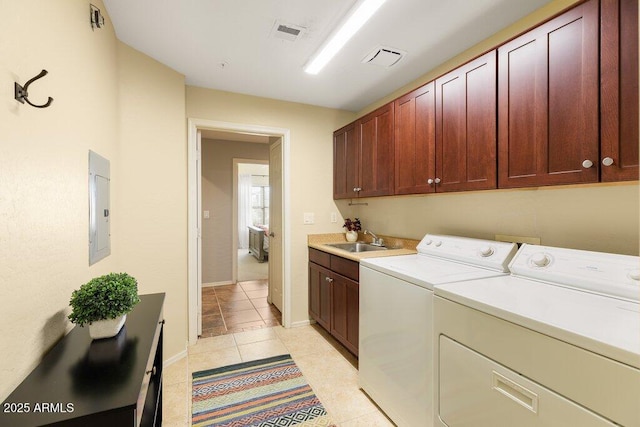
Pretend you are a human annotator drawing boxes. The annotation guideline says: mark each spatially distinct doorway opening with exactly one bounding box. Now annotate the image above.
[199,156,281,337]
[187,119,291,345]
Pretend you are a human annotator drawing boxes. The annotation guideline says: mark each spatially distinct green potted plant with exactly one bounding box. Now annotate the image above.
[68,273,140,339]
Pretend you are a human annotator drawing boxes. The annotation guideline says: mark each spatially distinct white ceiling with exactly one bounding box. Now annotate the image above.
[103,0,552,112]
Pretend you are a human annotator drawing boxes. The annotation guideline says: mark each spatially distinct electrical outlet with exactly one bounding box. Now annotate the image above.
[203,210,210,219]
[303,212,315,225]
[330,212,337,223]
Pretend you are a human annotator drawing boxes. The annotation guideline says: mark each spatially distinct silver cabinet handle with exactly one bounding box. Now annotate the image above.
[427,179,434,184]
[602,157,614,167]
[325,277,333,282]
[434,178,441,184]
[582,159,594,168]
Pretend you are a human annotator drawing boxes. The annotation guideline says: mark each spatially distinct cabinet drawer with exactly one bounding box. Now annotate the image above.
[439,336,615,427]
[330,255,359,281]
[309,248,331,269]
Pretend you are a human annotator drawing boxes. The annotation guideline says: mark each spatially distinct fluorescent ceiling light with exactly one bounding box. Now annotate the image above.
[304,0,387,75]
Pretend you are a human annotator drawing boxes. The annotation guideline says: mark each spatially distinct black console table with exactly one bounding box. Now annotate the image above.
[1,293,165,426]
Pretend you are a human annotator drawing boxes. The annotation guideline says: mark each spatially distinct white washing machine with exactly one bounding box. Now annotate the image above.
[359,234,518,427]
[434,244,640,427]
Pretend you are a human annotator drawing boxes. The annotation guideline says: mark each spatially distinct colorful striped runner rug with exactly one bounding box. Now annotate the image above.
[192,354,336,427]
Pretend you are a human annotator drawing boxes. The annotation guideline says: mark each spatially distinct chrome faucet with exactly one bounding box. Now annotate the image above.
[364,230,384,246]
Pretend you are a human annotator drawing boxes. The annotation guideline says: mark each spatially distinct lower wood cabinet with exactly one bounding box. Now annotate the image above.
[308,261,332,331]
[330,274,359,355]
[308,248,359,356]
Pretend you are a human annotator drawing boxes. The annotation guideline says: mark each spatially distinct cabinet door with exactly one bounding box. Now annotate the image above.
[333,122,359,199]
[436,51,497,192]
[601,0,639,182]
[498,0,599,188]
[358,103,395,197]
[395,82,436,195]
[330,274,359,356]
[308,262,332,331]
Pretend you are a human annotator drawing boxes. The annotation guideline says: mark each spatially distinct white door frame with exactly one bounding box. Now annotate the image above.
[187,118,291,345]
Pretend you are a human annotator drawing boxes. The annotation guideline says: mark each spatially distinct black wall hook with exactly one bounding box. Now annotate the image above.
[15,70,54,108]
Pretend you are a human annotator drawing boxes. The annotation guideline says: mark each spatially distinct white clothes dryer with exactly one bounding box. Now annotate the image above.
[434,244,640,427]
[359,234,518,427]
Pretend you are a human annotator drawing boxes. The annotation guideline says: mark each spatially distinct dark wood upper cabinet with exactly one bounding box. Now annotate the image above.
[333,122,358,199]
[358,103,395,197]
[334,0,636,199]
[498,0,600,188]
[601,0,639,182]
[333,103,394,199]
[394,82,436,195]
[436,51,497,192]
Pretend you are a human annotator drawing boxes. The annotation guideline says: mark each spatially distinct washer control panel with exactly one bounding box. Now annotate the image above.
[509,244,640,302]
[417,234,518,272]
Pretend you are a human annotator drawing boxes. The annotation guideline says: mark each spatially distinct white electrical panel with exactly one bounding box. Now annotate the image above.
[89,150,110,265]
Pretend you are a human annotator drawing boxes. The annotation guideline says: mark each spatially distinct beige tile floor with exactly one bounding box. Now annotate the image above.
[162,324,394,426]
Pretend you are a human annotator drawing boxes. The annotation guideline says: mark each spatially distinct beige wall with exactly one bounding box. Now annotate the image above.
[339,183,639,255]
[116,42,188,361]
[1,1,188,400]
[342,0,640,256]
[187,87,356,323]
[201,139,270,283]
[0,0,120,400]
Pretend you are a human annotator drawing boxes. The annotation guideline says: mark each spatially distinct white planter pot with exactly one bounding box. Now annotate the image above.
[345,230,358,242]
[89,314,126,340]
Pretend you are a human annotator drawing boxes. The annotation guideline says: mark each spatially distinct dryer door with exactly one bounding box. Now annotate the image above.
[438,336,615,427]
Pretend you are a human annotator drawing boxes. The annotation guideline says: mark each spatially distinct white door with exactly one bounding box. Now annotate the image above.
[269,138,283,312]
[196,130,203,336]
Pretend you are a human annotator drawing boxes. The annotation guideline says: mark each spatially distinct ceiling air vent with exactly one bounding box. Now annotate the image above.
[362,46,406,68]
[271,20,305,42]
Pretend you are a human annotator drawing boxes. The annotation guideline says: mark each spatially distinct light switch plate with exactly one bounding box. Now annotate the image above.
[203,210,210,219]
[330,212,337,223]
[303,212,315,225]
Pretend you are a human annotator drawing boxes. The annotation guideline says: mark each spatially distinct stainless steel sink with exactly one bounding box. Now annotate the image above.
[327,242,388,253]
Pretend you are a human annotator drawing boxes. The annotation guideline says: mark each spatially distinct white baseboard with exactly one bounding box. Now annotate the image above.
[164,348,187,367]
[202,281,233,287]
[289,319,311,328]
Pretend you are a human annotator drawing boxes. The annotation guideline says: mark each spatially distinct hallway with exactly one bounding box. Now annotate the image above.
[201,280,282,337]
